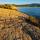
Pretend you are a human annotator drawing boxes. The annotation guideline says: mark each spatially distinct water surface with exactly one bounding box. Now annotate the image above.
[17,7,40,19]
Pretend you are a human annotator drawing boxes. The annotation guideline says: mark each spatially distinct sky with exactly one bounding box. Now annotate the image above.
[0,0,40,4]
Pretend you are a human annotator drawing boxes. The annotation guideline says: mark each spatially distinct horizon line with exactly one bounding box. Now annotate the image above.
[0,3,40,5]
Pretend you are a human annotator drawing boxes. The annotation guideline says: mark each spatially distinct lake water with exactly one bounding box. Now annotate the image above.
[17,7,40,19]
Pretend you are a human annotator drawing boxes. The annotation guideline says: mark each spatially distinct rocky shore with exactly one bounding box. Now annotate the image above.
[0,6,40,40]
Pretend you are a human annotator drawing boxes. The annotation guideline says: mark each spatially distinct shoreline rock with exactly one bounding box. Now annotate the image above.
[0,7,40,40]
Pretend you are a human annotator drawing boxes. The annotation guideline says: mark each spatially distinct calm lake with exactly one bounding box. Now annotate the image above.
[17,7,40,19]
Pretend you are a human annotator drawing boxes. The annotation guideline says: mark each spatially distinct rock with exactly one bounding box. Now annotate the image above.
[0,6,40,40]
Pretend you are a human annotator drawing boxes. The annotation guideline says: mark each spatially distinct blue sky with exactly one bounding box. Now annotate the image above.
[0,0,40,4]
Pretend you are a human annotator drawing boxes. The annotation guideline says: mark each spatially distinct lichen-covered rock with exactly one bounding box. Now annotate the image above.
[0,7,40,40]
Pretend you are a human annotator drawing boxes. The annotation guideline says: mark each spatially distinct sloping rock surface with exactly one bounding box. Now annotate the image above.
[0,8,40,40]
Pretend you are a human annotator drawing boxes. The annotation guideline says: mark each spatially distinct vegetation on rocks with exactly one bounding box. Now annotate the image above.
[0,5,40,40]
